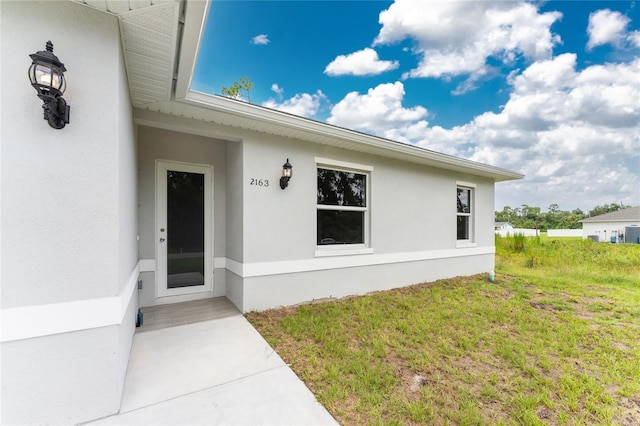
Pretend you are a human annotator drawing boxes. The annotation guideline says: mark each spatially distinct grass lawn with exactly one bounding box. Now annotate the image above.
[246,237,640,425]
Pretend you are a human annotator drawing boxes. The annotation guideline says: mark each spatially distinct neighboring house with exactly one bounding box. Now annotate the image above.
[0,1,523,424]
[495,222,515,231]
[580,206,640,242]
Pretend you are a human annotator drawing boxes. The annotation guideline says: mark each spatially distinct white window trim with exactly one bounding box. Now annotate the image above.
[456,181,476,188]
[456,182,476,248]
[315,157,374,172]
[315,158,373,257]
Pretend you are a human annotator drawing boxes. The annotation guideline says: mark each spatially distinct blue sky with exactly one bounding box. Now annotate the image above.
[193,1,640,212]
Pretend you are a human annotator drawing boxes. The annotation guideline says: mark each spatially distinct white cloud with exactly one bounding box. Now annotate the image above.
[262,90,326,118]
[373,0,562,86]
[587,9,630,50]
[326,56,640,210]
[325,48,399,76]
[271,83,284,98]
[251,34,270,45]
[467,56,640,209]
[511,53,577,94]
[327,82,428,139]
[628,31,640,48]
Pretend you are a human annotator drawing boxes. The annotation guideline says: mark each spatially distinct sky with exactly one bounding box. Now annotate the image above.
[192,1,640,213]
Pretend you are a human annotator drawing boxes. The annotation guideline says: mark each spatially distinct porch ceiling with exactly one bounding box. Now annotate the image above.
[72,0,181,105]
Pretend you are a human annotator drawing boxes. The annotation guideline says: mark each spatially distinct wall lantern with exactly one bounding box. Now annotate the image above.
[28,41,70,129]
[280,158,292,189]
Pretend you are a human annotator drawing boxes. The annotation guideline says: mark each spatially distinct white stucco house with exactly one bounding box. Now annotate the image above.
[495,222,515,231]
[581,206,640,243]
[1,1,523,424]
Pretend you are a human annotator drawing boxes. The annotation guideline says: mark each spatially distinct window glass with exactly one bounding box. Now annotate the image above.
[456,187,473,241]
[317,210,365,245]
[167,170,205,287]
[457,216,470,240]
[457,188,471,213]
[317,168,366,207]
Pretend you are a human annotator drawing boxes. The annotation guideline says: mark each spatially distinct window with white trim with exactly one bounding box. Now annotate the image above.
[316,164,369,247]
[456,186,473,242]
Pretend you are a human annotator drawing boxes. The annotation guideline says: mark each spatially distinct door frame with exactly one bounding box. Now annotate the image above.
[156,160,214,298]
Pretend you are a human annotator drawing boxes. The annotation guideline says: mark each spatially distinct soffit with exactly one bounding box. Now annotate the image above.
[72,0,180,105]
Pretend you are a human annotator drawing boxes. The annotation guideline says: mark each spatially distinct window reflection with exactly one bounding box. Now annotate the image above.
[457,188,470,213]
[317,169,366,207]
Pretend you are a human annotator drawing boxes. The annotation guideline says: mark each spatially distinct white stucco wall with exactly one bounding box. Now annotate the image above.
[582,221,640,242]
[1,2,138,423]
[118,51,139,295]
[2,1,125,306]
[242,253,493,312]
[240,134,496,262]
[226,140,244,262]
[2,326,123,424]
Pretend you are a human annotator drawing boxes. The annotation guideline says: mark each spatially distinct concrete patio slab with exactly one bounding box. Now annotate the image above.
[89,365,336,425]
[88,304,337,425]
[120,315,285,412]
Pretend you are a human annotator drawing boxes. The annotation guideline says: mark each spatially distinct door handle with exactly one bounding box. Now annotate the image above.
[160,237,165,242]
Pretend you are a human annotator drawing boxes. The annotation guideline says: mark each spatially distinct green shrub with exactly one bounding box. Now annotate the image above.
[495,233,528,254]
[513,233,527,253]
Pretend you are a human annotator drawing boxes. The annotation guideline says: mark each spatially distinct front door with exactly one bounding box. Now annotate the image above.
[156,161,213,297]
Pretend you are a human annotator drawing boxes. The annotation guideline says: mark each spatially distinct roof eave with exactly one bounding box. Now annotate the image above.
[181,91,524,182]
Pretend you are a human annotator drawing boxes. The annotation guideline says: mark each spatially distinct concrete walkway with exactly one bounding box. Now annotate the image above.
[89,300,337,425]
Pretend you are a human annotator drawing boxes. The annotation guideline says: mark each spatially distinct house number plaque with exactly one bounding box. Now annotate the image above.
[249,178,270,187]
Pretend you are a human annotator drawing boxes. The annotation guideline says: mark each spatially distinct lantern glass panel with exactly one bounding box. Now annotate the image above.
[52,66,66,92]
[35,64,53,86]
[31,63,65,92]
[28,63,37,85]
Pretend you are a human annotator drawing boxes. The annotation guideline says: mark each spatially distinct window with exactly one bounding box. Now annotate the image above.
[457,186,473,242]
[316,161,370,249]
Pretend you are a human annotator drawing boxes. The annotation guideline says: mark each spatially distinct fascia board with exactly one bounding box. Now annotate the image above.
[174,0,210,101]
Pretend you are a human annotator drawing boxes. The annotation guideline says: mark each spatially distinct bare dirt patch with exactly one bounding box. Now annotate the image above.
[617,397,640,426]
[529,301,564,311]
[610,341,631,351]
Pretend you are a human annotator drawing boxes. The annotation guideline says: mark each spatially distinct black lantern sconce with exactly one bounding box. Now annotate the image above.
[280,158,292,189]
[28,41,70,129]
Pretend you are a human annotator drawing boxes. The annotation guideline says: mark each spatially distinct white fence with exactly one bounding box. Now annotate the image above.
[496,229,583,238]
[547,229,583,237]
[495,228,540,237]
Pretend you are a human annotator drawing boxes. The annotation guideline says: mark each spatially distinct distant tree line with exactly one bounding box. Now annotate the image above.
[495,203,631,231]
